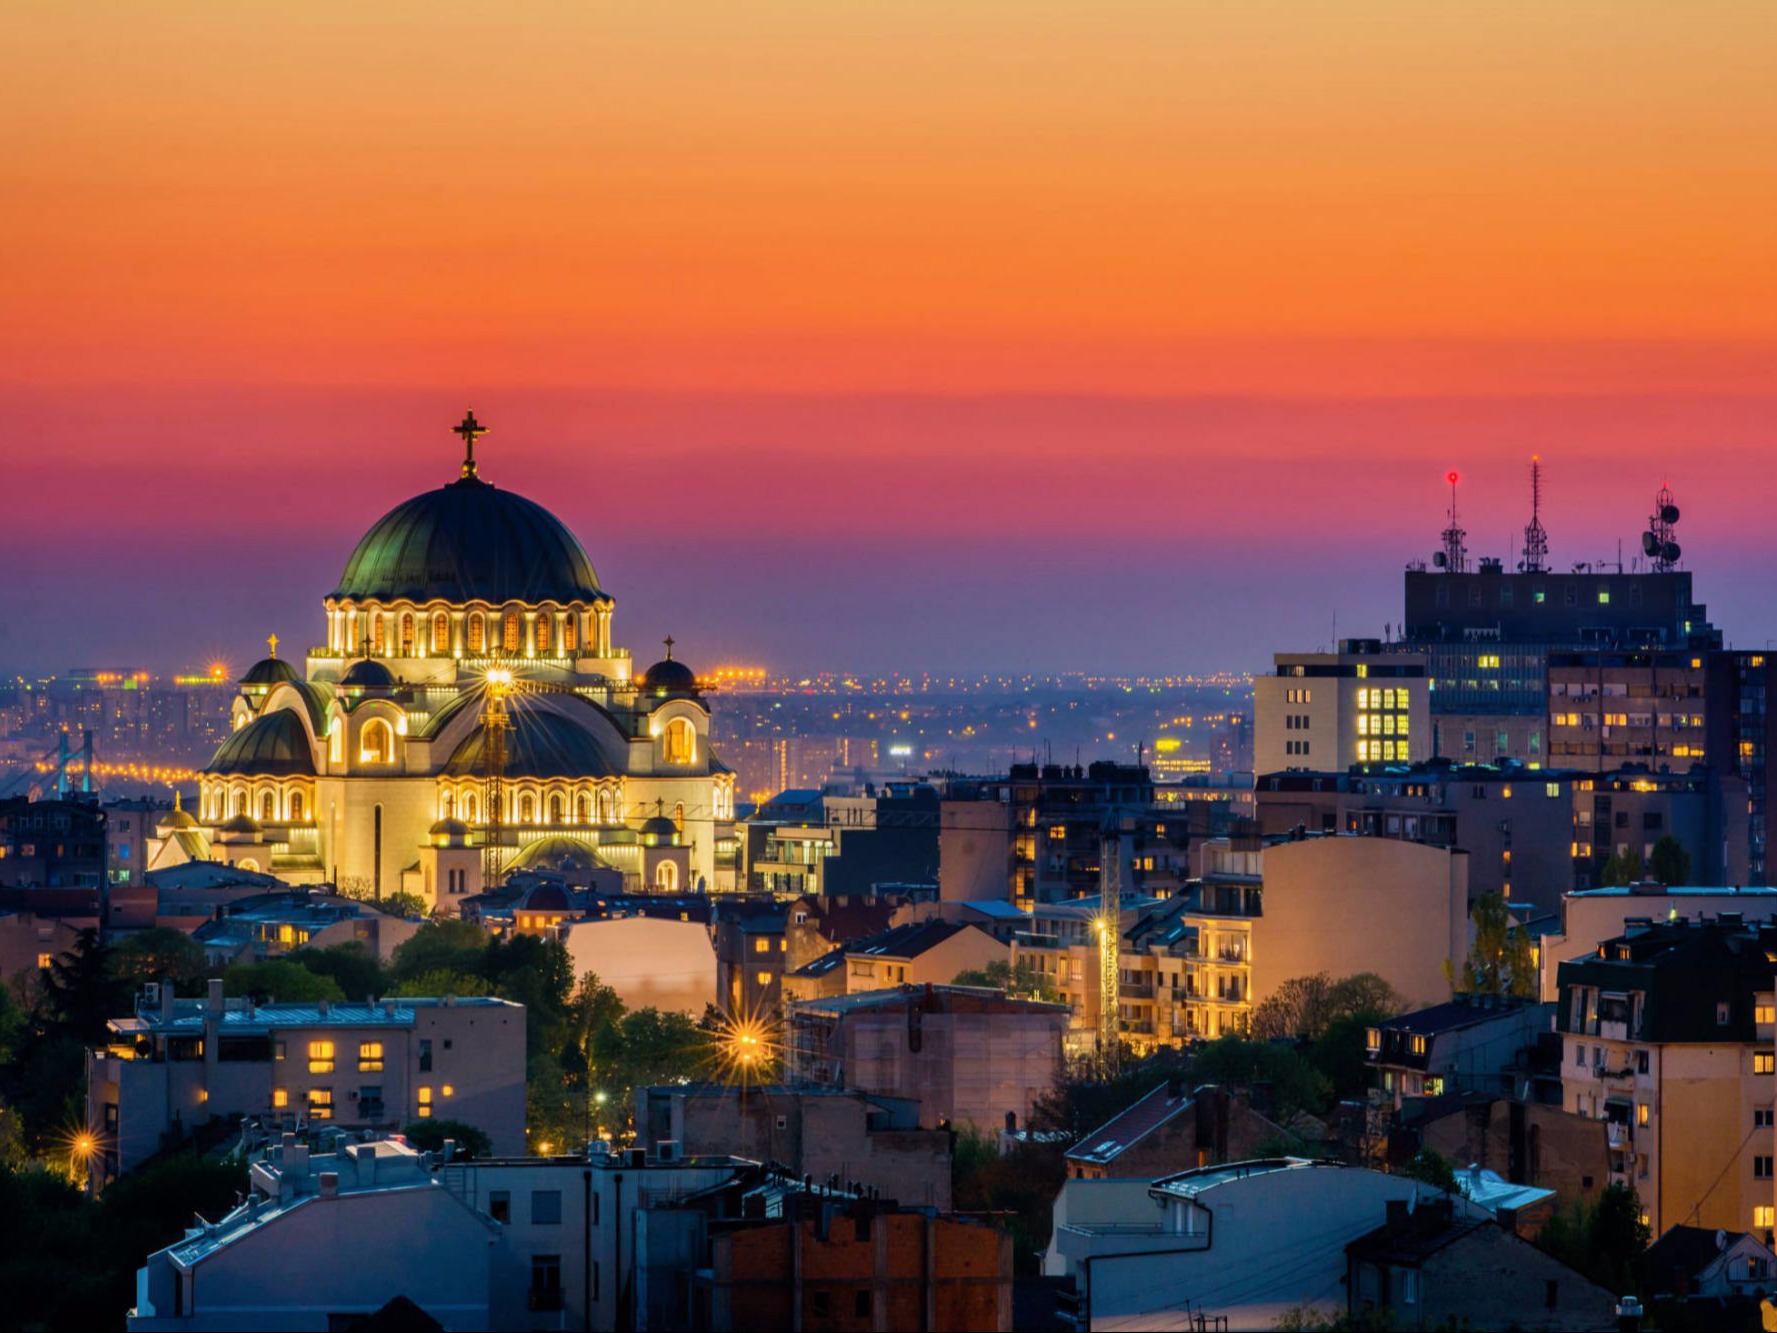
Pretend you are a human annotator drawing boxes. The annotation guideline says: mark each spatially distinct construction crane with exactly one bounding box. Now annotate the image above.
[1095,832,1123,1076]
[476,666,595,891]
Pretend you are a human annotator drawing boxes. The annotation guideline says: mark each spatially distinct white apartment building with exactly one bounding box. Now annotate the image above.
[88,981,526,1185]
[1254,640,1430,776]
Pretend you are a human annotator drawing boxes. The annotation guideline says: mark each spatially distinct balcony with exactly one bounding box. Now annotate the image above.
[1606,1122,1633,1149]
[1120,982,1155,999]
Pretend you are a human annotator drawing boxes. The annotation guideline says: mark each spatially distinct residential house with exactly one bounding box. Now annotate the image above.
[1366,996,1547,1107]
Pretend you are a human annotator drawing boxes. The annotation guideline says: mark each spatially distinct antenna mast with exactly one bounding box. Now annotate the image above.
[1642,484,1682,572]
[1521,455,1549,573]
[1437,470,1468,574]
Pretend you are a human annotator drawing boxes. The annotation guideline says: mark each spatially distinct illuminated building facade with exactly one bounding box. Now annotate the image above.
[158,415,735,908]
[1253,640,1430,776]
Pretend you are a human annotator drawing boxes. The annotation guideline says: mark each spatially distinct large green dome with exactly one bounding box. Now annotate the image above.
[330,476,604,605]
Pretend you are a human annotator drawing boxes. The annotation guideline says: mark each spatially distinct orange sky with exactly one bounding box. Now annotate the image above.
[7,2,1776,393]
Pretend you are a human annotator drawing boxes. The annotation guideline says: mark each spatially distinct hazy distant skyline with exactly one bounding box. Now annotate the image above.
[5,5,1775,674]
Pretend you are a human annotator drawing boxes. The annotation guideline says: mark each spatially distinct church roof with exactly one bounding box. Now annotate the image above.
[442,702,625,780]
[330,475,605,605]
[207,709,317,778]
[240,657,300,686]
[339,659,397,690]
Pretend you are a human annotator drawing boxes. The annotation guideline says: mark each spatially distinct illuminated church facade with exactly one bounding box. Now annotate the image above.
[154,413,735,910]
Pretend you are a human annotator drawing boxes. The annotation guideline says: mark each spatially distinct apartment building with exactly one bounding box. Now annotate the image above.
[87,981,526,1184]
[1254,640,1430,776]
[1555,916,1777,1235]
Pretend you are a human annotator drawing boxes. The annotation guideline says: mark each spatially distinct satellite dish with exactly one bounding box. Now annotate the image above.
[1433,552,1447,568]
[1662,542,1681,563]
[1661,504,1680,524]
[1642,532,1660,557]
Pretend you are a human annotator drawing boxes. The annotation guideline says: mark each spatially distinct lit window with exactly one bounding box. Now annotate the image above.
[1598,590,1611,604]
[756,971,772,987]
[417,1086,433,1118]
[1757,1205,1775,1229]
[359,718,394,765]
[754,938,771,954]
[37,953,52,970]
[1637,1103,1650,1127]
[662,718,696,765]
[308,1088,334,1120]
[442,1085,454,1098]
[358,1041,384,1072]
[308,1040,336,1074]
[1756,1052,1775,1075]
[272,1088,288,1109]
[1410,1035,1427,1056]
[1759,1005,1777,1026]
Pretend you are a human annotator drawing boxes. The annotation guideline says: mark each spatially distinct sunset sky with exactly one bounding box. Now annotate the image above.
[4,3,1775,674]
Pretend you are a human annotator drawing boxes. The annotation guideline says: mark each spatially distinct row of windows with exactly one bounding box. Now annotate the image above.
[1356,688,1410,710]
[206,787,309,823]
[272,1081,453,1118]
[1356,713,1409,737]
[338,608,592,657]
[306,1040,384,1074]
[1356,741,1408,762]
[1284,688,1313,704]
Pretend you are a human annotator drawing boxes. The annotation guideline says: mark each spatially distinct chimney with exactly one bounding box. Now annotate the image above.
[318,1172,339,1199]
[442,1138,457,1163]
[161,979,176,1025]
[318,998,330,1018]
[206,978,224,1014]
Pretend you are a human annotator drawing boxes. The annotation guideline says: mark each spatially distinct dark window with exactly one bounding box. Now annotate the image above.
[811,1292,830,1318]
[489,1190,511,1223]
[855,1290,872,1317]
[1756,1156,1773,1180]
[1546,1279,1558,1308]
[419,1039,433,1072]
[530,1254,563,1311]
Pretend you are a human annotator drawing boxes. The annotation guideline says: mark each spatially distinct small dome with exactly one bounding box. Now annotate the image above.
[219,813,263,835]
[161,802,199,831]
[639,815,679,843]
[429,817,470,838]
[339,659,397,690]
[443,698,625,780]
[241,657,301,687]
[207,709,317,777]
[641,640,697,695]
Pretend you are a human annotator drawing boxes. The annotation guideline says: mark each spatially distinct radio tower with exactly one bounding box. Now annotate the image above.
[1521,456,1549,573]
[1438,470,1468,574]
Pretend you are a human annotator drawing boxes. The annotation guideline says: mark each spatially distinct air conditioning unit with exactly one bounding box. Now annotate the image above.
[141,983,161,1007]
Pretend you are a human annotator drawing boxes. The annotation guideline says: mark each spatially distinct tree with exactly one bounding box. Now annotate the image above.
[221,960,345,1004]
[292,942,387,1001]
[372,891,430,919]
[400,1118,492,1159]
[1537,1183,1649,1295]
[589,1008,706,1126]
[1451,894,1536,998]
[40,930,128,1044]
[1252,972,1404,1042]
[1601,846,1646,887]
[952,959,1062,1003]
[1648,835,1693,887]
[1402,1148,1458,1193]
[389,920,491,986]
[1192,1036,1334,1120]
[111,929,210,993]
[389,969,491,999]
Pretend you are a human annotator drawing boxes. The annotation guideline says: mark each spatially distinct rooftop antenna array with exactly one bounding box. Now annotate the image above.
[1434,470,1467,573]
[1642,484,1682,572]
[1520,456,1549,573]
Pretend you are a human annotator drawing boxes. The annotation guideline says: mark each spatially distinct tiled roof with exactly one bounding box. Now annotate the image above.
[1066,1082,1193,1165]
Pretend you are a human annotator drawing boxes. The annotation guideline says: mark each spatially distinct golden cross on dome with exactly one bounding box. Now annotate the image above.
[267,633,279,660]
[453,409,489,479]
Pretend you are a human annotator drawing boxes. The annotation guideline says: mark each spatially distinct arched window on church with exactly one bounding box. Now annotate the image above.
[432,612,450,654]
[575,794,589,824]
[371,615,387,656]
[674,801,684,832]
[291,792,305,822]
[535,616,551,653]
[360,718,394,765]
[261,791,275,822]
[400,613,415,656]
[345,613,360,654]
[563,616,578,652]
[662,718,695,765]
[503,611,521,652]
[655,861,678,893]
[549,794,563,824]
[232,789,246,816]
[520,794,535,823]
[468,615,485,654]
[464,793,478,824]
[600,788,617,824]
[441,792,454,820]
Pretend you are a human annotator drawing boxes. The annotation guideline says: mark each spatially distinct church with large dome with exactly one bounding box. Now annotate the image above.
[153,412,735,910]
